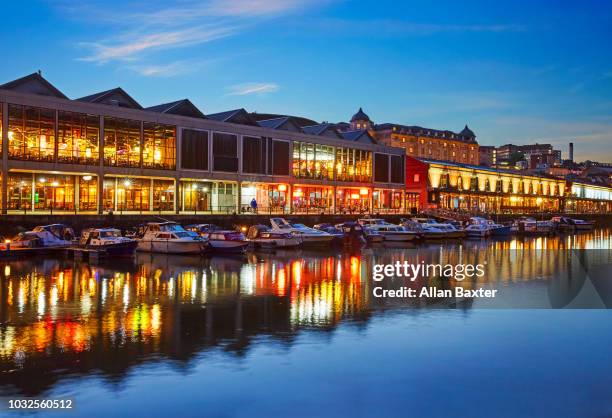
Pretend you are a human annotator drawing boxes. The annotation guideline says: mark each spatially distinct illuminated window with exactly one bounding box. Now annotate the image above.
[413,174,420,183]
[8,104,55,161]
[58,111,99,165]
[104,117,141,167]
[143,123,176,170]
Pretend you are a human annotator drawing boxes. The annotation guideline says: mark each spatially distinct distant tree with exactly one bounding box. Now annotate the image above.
[508,151,525,165]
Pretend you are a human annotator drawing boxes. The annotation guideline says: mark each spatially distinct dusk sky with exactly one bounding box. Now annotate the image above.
[2,0,611,161]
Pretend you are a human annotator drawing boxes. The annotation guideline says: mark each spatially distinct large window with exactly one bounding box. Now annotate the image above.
[104,177,150,212]
[355,149,372,182]
[390,155,404,183]
[181,129,208,170]
[34,174,75,211]
[293,141,334,180]
[271,140,289,175]
[374,153,390,183]
[212,132,238,172]
[143,123,176,169]
[242,136,267,174]
[79,175,97,211]
[7,173,33,211]
[8,104,55,161]
[58,111,99,165]
[7,173,97,213]
[152,179,174,211]
[104,117,141,167]
[335,147,372,182]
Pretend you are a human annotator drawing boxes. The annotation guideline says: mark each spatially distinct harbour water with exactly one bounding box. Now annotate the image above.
[1,229,612,417]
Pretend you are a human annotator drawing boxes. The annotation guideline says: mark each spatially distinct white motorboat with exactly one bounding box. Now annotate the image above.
[471,217,511,236]
[9,224,75,249]
[465,223,491,238]
[247,225,301,249]
[402,218,447,239]
[137,222,208,255]
[358,218,418,242]
[429,222,466,239]
[79,228,138,256]
[270,218,334,247]
[186,224,249,253]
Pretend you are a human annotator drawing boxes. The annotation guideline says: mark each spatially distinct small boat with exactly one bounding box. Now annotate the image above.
[358,218,418,242]
[313,223,345,245]
[79,228,138,256]
[186,224,248,253]
[137,222,208,255]
[270,218,334,247]
[335,222,368,246]
[471,217,511,237]
[430,223,466,239]
[572,218,595,231]
[246,225,301,249]
[551,216,595,231]
[511,217,555,235]
[401,219,445,240]
[8,224,75,249]
[465,223,491,238]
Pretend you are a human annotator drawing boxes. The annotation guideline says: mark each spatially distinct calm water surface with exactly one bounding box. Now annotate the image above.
[1,229,612,418]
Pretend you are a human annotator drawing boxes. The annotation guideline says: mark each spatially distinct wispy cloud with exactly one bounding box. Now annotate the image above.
[127,60,210,77]
[135,0,324,22]
[226,82,279,96]
[79,25,236,63]
[66,0,331,64]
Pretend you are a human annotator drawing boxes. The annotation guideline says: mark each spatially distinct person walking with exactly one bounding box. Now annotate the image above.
[250,198,258,213]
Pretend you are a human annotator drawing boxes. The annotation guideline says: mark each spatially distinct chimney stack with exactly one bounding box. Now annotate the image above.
[569,142,574,162]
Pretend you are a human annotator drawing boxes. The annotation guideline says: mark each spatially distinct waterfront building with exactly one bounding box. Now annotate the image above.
[0,73,405,215]
[567,181,612,213]
[479,145,497,167]
[342,108,479,165]
[495,143,562,167]
[405,157,568,213]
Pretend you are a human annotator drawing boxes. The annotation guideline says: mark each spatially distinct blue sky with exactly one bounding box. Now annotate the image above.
[1,0,611,161]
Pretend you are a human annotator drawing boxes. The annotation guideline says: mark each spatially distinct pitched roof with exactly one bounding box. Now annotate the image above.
[76,87,142,109]
[341,129,377,144]
[257,117,302,132]
[207,108,259,126]
[146,99,206,119]
[0,72,68,99]
[302,123,341,138]
[350,107,370,122]
[250,112,317,127]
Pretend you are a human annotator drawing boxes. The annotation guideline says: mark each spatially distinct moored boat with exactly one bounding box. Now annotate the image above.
[313,223,345,245]
[465,223,490,238]
[270,218,334,247]
[8,224,75,250]
[511,217,555,235]
[186,224,249,253]
[246,225,302,249]
[335,222,368,246]
[137,222,208,255]
[551,216,595,231]
[79,228,138,256]
[358,218,418,242]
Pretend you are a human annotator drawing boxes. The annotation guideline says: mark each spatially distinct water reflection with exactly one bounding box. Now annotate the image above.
[0,229,611,396]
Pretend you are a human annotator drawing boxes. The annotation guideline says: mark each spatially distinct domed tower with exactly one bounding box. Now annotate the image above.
[460,124,476,141]
[350,107,372,131]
